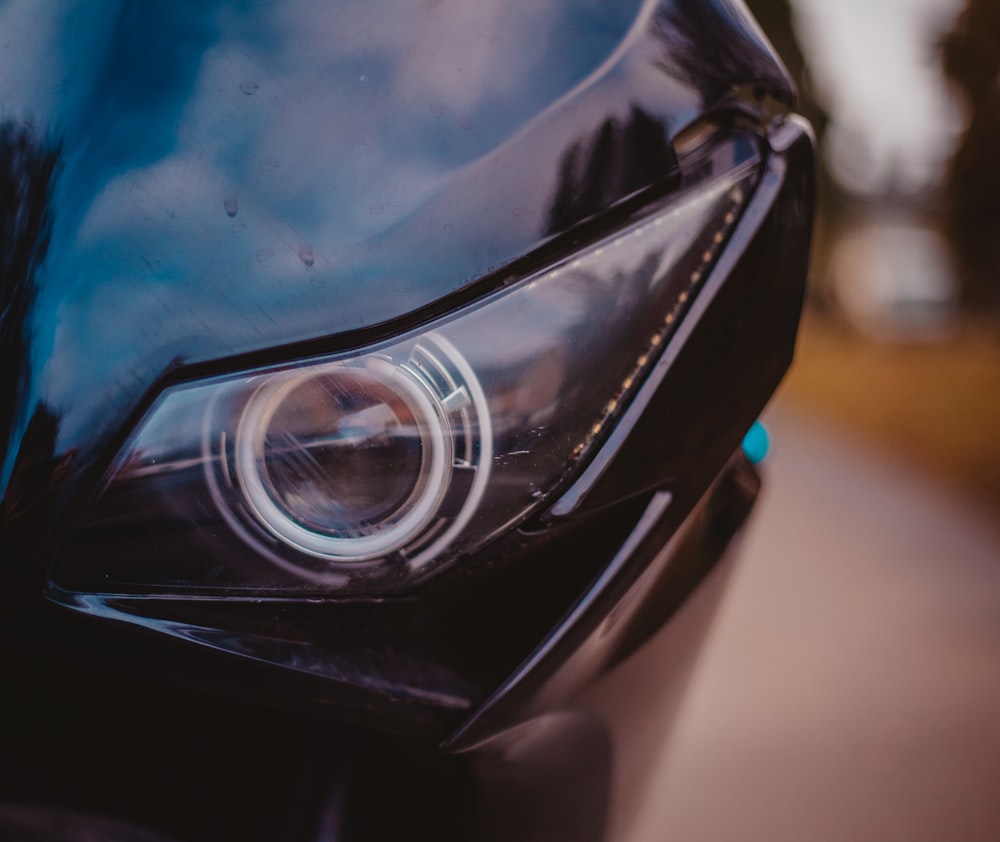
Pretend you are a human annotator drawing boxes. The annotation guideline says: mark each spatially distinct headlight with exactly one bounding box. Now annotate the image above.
[220,333,491,579]
[53,152,760,596]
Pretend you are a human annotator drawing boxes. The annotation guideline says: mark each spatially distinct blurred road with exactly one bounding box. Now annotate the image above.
[630,403,1000,842]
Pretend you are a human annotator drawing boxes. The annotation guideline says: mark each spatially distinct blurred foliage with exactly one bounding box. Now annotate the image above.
[744,0,1000,510]
[744,0,843,311]
[748,0,1000,315]
[941,0,1000,311]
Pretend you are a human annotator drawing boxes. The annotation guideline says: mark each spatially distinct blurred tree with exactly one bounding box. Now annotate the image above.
[745,0,839,310]
[941,0,1000,311]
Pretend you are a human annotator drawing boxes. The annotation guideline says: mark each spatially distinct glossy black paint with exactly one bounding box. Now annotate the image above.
[0,0,791,504]
[458,457,763,842]
[0,1,811,840]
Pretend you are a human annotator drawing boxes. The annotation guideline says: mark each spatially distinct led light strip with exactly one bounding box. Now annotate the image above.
[569,184,746,461]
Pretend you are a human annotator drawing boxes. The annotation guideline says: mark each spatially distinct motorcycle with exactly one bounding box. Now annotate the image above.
[0,1,814,839]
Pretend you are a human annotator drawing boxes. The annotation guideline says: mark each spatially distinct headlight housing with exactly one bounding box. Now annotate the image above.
[52,143,760,596]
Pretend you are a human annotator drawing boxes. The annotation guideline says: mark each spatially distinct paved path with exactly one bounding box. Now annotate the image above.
[629,402,1000,842]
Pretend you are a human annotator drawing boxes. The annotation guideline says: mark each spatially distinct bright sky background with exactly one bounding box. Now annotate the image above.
[789,0,965,197]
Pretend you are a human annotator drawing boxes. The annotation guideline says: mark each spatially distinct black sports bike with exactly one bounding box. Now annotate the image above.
[0,1,813,839]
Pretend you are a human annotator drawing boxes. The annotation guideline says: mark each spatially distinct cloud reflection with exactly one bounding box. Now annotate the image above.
[19,0,642,448]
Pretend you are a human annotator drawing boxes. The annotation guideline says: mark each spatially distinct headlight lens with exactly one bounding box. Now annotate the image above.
[220,334,492,581]
[53,152,760,596]
[235,355,459,562]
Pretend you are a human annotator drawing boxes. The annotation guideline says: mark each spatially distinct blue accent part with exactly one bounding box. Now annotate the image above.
[742,421,770,464]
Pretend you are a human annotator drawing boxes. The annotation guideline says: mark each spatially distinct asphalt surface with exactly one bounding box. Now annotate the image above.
[629,403,1000,842]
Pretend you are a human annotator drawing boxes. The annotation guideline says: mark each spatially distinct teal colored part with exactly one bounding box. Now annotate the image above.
[742,421,769,464]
